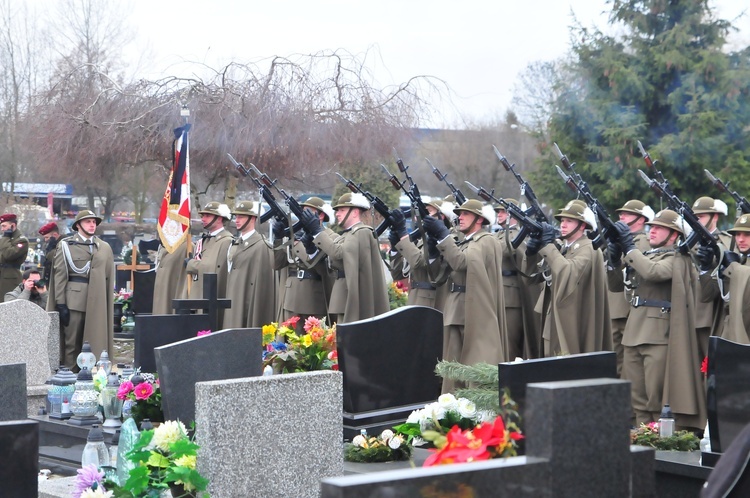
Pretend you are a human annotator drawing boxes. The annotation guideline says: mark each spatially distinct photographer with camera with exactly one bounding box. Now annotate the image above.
[4,268,47,308]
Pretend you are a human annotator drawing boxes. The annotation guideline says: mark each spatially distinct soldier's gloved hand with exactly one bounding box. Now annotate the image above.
[613,221,635,254]
[718,250,742,278]
[389,209,407,239]
[299,209,322,237]
[3,229,12,237]
[696,244,716,272]
[422,216,450,241]
[538,222,557,248]
[525,233,543,256]
[271,219,288,240]
[388,229,401,249]
[607,239,622,267]
[427,235,440,259]
[56,304,71,327]
[300,232,317,255]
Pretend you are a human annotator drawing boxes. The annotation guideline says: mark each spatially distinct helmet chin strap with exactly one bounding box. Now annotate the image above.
[337,207,354,229]
[651,229,675,249]
[236,216,252,233]
[205,215,222,232]
[561,220,584,240]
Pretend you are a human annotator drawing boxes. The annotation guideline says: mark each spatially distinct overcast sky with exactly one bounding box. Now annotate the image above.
[124,0,749,129]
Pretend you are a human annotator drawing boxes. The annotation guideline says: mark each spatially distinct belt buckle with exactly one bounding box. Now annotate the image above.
[450,282,460,292]
[631,296,641,307]
[297,269,306,279]
[660,307,669,314]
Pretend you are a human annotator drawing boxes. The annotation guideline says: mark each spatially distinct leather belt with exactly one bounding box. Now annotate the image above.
[502,270,518,277]
[336,270,346,279]
[68,276,89,284]
[631,296,671,312]
[411,281,436,290]
[449,282,466,293]
[288,268,321,281]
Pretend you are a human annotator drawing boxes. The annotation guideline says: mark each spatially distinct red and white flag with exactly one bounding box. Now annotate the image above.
[157,124,192,253]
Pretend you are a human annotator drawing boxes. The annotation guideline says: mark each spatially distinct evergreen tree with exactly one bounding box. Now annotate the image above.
[534,0,750,222]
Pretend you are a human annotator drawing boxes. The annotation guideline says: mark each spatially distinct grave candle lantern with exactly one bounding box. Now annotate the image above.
[76,341,97,371]
[101,372,123,431]
[68,367,100,426]
[47,367,77,420]
[96,350,112,376]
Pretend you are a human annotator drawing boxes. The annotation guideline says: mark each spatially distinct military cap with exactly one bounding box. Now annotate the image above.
[0,213,17,223]
[198,201,232,219]
[554,200,597,229]
[616,200,655,221]
[231,200,259,217]
[38,222,59,235]
[300,196,333,222]
[443,195,456,204]
[692,196,728,215]
[494,198,519,212]
[453,199,494,225]
[332,192,370,210]
[647,209,688,236]
[728,214,750,234]
[72,210,102,230]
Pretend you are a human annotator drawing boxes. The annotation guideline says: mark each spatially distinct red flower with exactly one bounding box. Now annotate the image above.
[282,316,301,329]
[134,382,154,400]
[331,364,339,371]
[701,356,708,375]
[424,426,492,466]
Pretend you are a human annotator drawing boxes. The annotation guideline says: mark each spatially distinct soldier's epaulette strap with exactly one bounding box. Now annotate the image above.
[643,248,676,255]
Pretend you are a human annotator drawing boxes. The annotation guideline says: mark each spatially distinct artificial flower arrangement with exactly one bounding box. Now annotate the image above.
[388,280,408,309]
[117,371,164,426]
[393,393,524,466]
[72,420,209,498]
[630,422,700,451]
[344,429,412,463]
[262,316,338,373]
[114,288,133,313]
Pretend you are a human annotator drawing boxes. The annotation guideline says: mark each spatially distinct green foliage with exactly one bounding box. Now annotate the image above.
[631,424,700,451]
[343,441,412,463]
[534,0,750,223]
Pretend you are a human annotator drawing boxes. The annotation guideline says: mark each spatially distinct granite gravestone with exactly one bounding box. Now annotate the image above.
[132,270,156,315]
[336,305,443,439]
[0,363,28,421]
[155,328,263,425]
[0,420,39,497]
[134,314,211,372]
[707,336,750,453]
[321,378,651,498]
[498,351,617,419]
[195,371,343,498]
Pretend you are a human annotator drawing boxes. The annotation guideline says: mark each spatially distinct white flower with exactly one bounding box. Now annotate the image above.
[406,409,423,424]
[388,435,404,449]
[80,488,114,498]
[151,420,188,452]
[457,398,477,419]
[437,393,458,410]
[411,436,427,447]
[352,435,367,447]
[476,410,497,423]
[380,429,394,441]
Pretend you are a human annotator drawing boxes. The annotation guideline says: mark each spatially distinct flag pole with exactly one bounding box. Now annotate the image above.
[180,104,194,296]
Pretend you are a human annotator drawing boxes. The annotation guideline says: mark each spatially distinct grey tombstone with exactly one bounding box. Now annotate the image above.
[707,336,750,453]
[336,305,443,438]
[0,420,39,497]
[0,363,28,421]
[196,371,343,498]
[155,328,263,425]
[133,313,211,372]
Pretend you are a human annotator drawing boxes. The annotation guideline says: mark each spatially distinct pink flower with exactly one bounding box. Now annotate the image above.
[303,316,321,333]
[281,316,300,329]
[116,381,134,400]
[197,330,212,337]
[134,382,154,400]
[72,464,103,498]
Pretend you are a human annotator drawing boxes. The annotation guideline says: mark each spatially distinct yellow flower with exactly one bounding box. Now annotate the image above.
[262,324,277,345]
[173,454,197,469]
[302,335,313,347]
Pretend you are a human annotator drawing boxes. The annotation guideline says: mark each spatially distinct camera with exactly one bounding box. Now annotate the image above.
[34,279,46,289]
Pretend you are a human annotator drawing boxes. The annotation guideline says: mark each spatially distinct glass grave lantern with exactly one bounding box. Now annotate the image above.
[47,367,77,420]
[68,367,100,426]
[101,372,123,431]
[76,341,97,372]
[96,350,112,376]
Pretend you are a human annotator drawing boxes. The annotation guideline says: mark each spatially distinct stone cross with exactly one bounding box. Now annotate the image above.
[115,245,150,291]
[172,273,231,332]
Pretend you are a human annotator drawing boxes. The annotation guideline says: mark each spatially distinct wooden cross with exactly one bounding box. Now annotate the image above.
[116,245,151,291]
[171,273,232,332]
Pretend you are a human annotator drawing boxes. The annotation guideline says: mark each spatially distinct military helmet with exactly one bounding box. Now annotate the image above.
[728,214,750,234]
[692,196,728,215]
[616,199,655,221]
[72,210,102,230]
[332,192,370,210]
[554,200,597,229]
[494,198,519,212]
[231,200,259,217]
[199,201,232,219]
[300,196,333,222]
[453,199,494,225]
[646,209,688,236]
[443,194,456,204]
[425,198,443,212]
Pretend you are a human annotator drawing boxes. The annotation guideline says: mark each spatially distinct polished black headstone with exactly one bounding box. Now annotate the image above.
[0,420,39,497]
[155,328,263,426]
[0,363,27,422]
[132,270,156,315]
[336,305,442,438]
[707,337,750,453]
[134,314,211,373]
[172,273,231,332]
[498,351,617,418]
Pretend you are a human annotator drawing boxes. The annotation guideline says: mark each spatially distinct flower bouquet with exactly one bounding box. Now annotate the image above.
[388,281,408,309]
[423,415,524,466]
[344,429,412,463]
[117,371,164,426]
[114,288,133,313]
[630,422,700,451]
[262,316,338,373]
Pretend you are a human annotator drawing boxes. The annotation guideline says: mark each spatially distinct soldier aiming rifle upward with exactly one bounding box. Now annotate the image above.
[493,145,549,223]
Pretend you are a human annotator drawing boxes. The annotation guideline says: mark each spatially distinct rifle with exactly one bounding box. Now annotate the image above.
[464,181,544,249]
[493,145,549,223]
[380,164,425,243]
[636,143,718,253]
[248,163,309,236]
[335,173,393,237]
[704,169,750,215]
[552,143,617,250]
[426,158,467,206]
[227,153,303,235]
